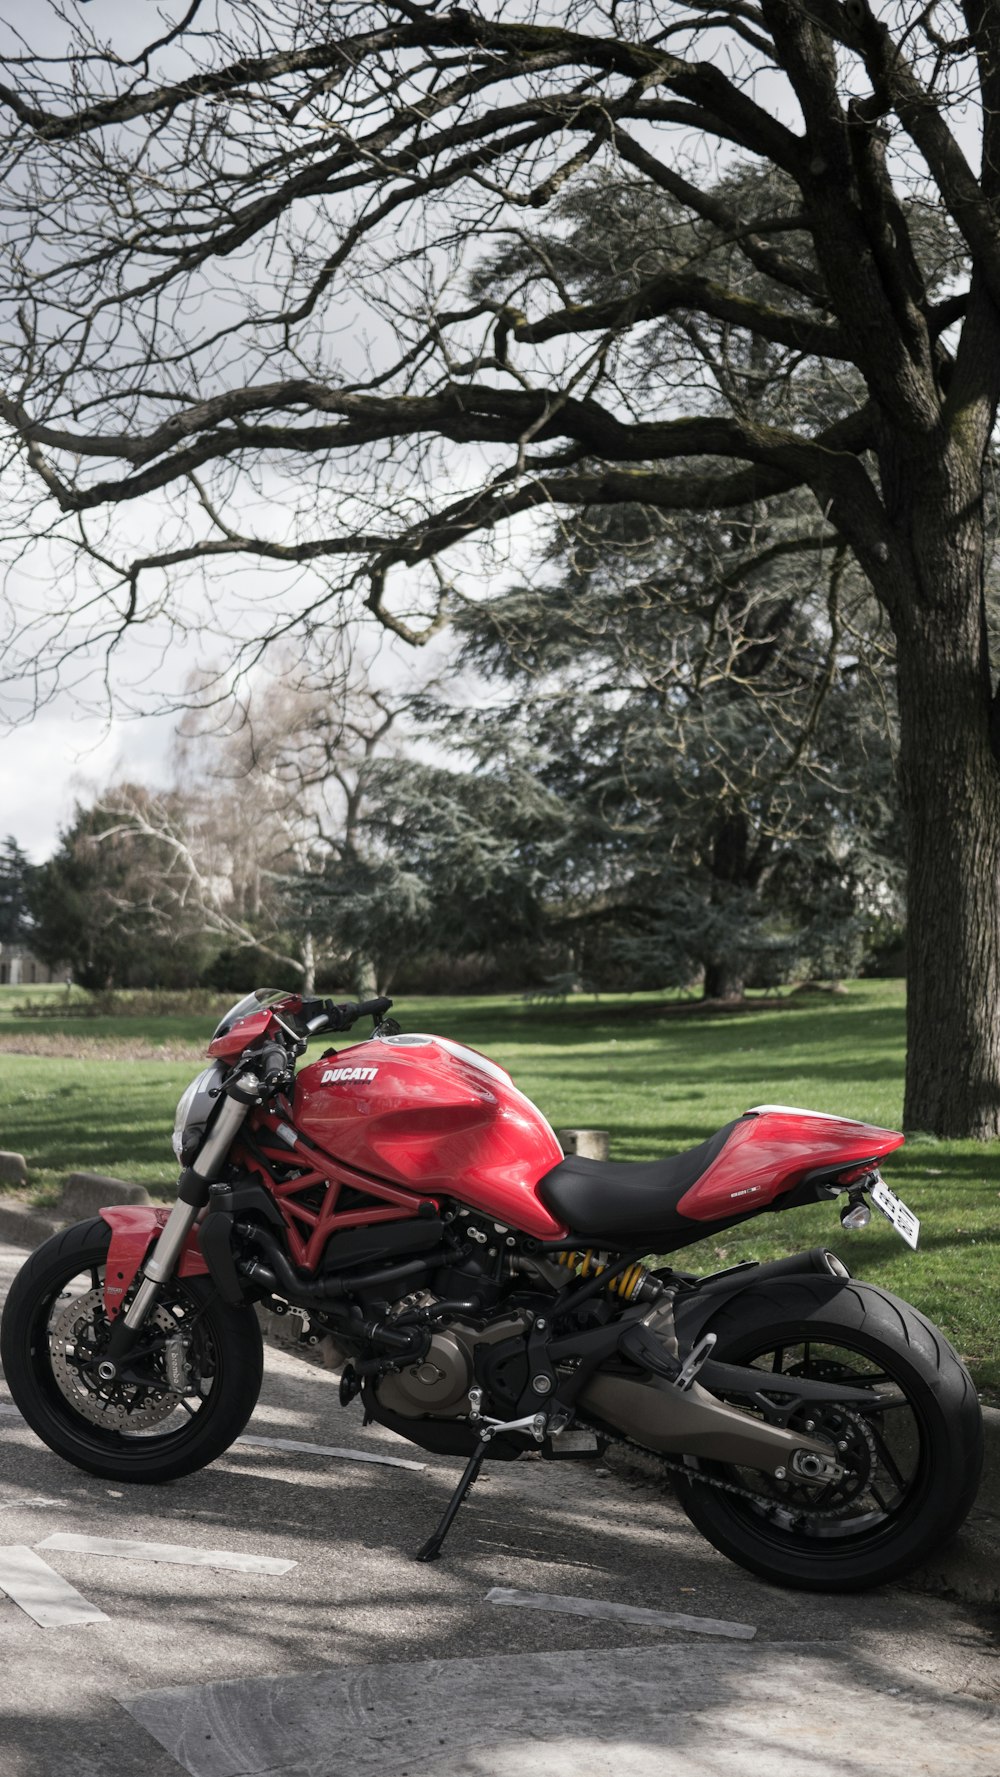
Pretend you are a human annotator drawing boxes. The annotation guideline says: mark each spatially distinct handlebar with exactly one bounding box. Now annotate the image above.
[256,1040,291,1090]
[225,996,395,1103]
[303,995,394,1034]
[223,1037,291,1102]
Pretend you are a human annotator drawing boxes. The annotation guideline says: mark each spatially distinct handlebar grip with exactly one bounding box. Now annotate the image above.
[257,1040,290,1088]
[322,996,394,1031]
[225,1038,290,1101]
[356,996,394,1020]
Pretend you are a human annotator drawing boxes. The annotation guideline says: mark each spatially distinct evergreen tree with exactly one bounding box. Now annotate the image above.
[28,796,212,990]
[401,499,902,995]
[305,761,570,989]
[0,836,34,947]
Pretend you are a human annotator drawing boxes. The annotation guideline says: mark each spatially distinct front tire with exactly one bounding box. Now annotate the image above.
[1,1218,263,1482]
[670,1275,983,1591]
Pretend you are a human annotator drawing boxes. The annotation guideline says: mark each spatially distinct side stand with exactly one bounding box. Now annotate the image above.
[413,1399,549,1563]
[414,1437,490,1563]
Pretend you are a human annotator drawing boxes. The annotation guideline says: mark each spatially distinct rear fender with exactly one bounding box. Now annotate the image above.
[672,1248,851,1348]
[100,1204,209,1322]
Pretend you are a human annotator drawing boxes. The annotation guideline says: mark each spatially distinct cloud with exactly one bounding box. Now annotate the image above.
[0,701,178,861]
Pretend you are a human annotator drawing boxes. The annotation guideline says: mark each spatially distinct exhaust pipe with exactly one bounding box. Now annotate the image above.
[237,1221,435,1307]
[695,1246,850,1297]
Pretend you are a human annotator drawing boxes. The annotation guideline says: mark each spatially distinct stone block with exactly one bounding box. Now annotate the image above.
[120,1640,1000,1777]
[556,1128,610,1161]
[59,1172,152,1219]
[0,1151,28,1188]
[0,1200,64,1250]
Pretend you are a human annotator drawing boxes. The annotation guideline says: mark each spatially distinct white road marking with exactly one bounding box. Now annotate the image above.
[235,1432,425,1471]
[0,1544,110,1629]
[37,1534,296,1575]
[486,1586,757,1640]
[0,1497,60,1511]
[0,1404,425,1471]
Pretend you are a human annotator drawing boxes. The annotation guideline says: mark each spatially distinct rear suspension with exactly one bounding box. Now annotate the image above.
[554,1248,662,1305]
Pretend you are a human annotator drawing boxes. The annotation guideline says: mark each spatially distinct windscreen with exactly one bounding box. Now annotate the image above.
[211,987,291,1042]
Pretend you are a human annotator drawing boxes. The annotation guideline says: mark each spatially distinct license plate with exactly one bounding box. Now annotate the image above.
[871,1178,920,1249]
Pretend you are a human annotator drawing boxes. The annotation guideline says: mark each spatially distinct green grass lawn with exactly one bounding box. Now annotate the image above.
[1,978,997,1398]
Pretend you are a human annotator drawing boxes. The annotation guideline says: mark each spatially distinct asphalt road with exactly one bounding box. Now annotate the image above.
[0,1240,997,1777]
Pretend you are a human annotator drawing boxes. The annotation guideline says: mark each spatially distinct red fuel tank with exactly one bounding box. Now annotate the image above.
[292,1033,568,1239]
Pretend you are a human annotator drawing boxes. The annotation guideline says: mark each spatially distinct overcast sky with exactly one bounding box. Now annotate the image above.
[0,698,179,860]
[0,0,983,861]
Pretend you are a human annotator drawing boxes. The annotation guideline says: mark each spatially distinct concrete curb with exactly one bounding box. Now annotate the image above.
[0,1199,996,1608]
[0,1178,150,1250]
[902,1404,1000,1609]
[60,1172,151,1217]
[0,1201,68,1250]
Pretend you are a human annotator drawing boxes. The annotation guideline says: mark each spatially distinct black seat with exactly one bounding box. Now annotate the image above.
[536,1120,742,1249]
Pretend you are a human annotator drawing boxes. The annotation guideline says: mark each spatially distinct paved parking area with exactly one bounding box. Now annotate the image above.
[0,1242,997,1776]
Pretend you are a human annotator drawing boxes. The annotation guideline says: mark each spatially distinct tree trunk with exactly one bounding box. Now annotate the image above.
[351,952,379,998]
[888,449,1000,1137]
[702,810,749,1003]
[300,930,316,996]
[703,961,746,1001]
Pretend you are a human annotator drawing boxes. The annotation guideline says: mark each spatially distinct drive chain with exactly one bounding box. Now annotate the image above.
[602,1411,878,1523]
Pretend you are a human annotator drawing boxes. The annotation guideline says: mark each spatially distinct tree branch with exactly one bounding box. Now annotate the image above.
[511,265,848,357]
[2,384,876,513]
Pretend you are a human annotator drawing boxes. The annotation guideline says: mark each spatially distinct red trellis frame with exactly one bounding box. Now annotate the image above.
[235,1108,433,1273]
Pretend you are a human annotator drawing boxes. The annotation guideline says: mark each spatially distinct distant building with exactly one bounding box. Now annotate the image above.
[0,944,65,986]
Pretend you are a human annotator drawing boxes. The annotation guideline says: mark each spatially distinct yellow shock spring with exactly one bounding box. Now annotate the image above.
[555,1249,651,1302]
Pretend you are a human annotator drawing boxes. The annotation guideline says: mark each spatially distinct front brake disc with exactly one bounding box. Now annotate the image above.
[48,1286,185,1431]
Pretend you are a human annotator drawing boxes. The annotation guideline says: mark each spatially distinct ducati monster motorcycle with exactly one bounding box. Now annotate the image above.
[1,989,984,1591]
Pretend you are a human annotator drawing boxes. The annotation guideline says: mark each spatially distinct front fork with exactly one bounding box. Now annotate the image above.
[103,1093,250,1367]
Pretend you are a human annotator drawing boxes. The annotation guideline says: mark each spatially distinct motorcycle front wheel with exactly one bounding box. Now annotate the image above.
[670,1276,983,1591]
[1,1218,263,1482]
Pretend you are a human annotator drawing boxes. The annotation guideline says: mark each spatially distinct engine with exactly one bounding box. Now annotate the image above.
[256,1302,347,1369]
[252,1225,635,1455]
[373,1306,532,1419]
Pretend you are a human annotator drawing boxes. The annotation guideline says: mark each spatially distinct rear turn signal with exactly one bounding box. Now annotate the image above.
[840,1193,872,1231]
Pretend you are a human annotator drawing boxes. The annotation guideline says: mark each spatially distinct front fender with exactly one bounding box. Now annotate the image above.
[100,1204,210,1322]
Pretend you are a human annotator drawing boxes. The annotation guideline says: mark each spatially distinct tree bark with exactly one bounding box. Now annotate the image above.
[300,929,316,996]
[887,445,1000,1136]
[703,961,746,1002]
[351,952,379,999]
[702,809,750,1003]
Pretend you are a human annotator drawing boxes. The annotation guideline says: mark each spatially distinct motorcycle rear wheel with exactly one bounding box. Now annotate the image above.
[1,1218,263,1482]
[670,1276,983,1591]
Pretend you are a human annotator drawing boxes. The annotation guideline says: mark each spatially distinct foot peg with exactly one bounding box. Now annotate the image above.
[619,1321,716,1390]
[675,1332,717,1390]
[618,1321,683,1382]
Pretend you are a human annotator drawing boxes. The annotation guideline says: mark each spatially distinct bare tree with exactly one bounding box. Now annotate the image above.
[174,660,402,991]
[0,2,999,1129]
[78,648,406,991]
[90,783,308,984]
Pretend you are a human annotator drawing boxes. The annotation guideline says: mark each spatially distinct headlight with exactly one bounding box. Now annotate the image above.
[172,1063,225,1164]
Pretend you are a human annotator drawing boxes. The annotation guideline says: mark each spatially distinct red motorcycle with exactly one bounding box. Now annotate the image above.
[1,989,983,1591]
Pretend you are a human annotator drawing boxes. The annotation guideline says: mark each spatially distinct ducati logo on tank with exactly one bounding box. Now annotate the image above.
[320,1066,379,1084]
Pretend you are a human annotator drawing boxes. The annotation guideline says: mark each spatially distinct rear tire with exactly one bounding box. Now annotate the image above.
[1,1218,263,1482]
[670,1275,983,1591]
